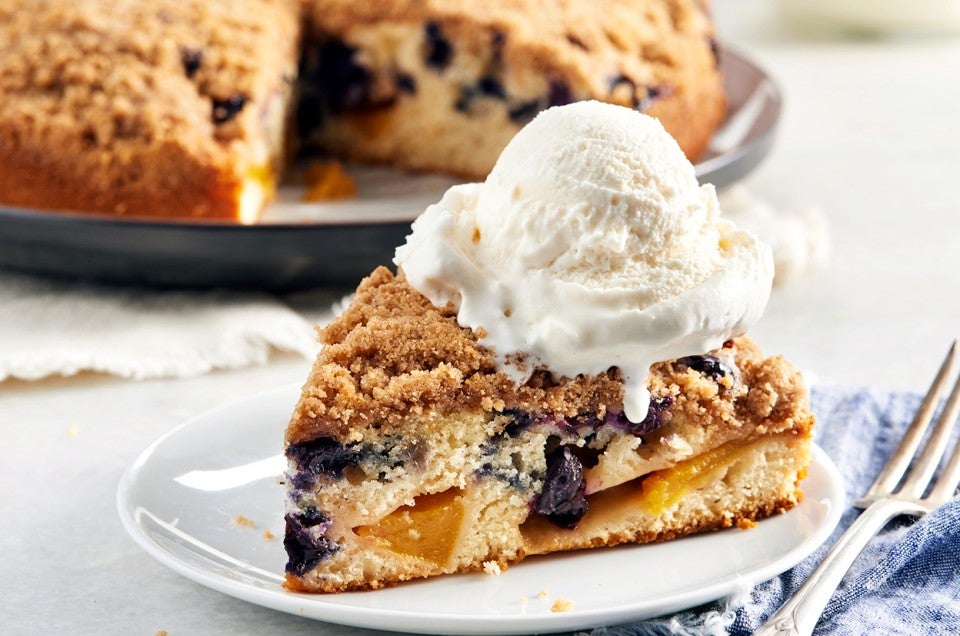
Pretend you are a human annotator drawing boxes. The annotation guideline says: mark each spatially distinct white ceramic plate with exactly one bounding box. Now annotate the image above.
[117,384,844,635]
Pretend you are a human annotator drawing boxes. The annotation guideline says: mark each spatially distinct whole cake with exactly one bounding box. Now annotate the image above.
[282,103,813,593]
[0,0,725,221]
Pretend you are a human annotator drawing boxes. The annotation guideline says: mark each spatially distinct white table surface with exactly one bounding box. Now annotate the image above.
[3,2,960,634]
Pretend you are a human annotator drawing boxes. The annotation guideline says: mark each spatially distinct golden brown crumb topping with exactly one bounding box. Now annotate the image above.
[286,267,812,444]
[0,0,299,186]
[288,267,626,443]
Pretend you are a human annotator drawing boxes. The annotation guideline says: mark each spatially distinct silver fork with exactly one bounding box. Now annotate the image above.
[755,340,960,636]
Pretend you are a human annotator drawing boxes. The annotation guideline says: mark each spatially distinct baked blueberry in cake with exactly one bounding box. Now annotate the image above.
[301,0,727,179]
[281,103,813,593]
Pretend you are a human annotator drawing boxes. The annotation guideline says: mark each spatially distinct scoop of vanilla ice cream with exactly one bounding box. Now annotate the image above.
[395,101,774,423]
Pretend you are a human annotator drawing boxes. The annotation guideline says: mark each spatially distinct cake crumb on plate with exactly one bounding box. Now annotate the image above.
[482,560,503,576]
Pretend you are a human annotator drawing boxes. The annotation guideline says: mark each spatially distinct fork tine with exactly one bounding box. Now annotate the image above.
[928,426,960,503]
[899,364,960,499]
[867,340,959,498]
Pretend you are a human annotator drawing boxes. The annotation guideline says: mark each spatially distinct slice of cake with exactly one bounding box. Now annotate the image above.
[0,0,299,221]
[300,0,726,179]
[282,103,813,593]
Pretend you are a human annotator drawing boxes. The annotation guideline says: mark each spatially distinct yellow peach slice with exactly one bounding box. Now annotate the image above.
[638,440,748,515]
[356,488,465,565]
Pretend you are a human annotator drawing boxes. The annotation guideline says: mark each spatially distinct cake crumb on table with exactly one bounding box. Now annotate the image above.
[231,515,256,528]
[551,598,574,613]
[482,560,503,576]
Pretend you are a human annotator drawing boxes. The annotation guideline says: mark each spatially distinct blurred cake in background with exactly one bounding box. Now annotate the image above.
[0,0,726,221]
[300,0,726,179]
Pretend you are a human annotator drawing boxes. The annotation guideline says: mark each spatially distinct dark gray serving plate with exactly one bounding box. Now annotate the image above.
[0,48,780,290]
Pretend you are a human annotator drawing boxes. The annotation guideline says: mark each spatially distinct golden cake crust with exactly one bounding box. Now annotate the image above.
[286,267,812,445]
[0,0,299,219]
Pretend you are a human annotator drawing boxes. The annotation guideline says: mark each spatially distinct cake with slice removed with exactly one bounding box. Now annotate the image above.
[0,0,724,221]
[281,102,812,593]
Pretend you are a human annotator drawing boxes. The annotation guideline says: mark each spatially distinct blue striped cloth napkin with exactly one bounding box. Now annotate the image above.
[593,386,960,636]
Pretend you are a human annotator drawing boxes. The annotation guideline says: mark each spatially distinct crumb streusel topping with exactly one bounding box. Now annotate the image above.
[286,267,809,444]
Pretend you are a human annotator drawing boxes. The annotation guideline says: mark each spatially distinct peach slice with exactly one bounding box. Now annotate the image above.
[356,488,465,565]
[638,440,746,515]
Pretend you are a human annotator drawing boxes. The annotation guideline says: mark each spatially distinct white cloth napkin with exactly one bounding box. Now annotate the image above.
[0,272,329,382]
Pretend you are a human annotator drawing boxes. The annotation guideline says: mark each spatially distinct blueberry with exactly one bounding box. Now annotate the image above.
[283,513,339,575]
[455,85,477,114]
[508,99,540,123]
[634,395,674,434]
[316,40,374,112]
[396,72,417,93]
[535,446,588,528]
[569,412,602,429]
[180,47,202,78]
[286,437,361,478]
[211,94,247,124]
[298,506,331,528]
[676,355,733,382]
[478,76,506,99]
[547,80,573,107]
[424,22,453,70]
[604,395,674,435]
[501,408,535,437]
